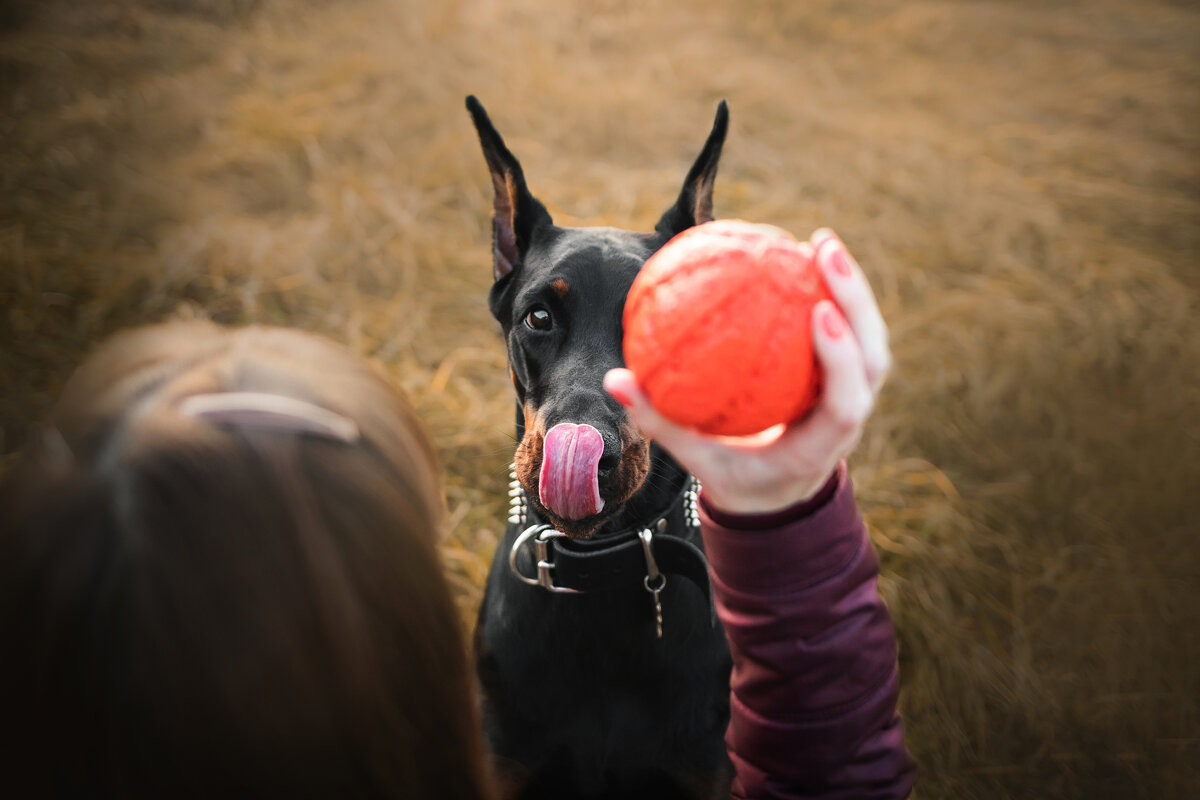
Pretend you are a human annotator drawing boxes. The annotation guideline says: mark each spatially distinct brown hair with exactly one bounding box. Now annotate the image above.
[0,322,492,799]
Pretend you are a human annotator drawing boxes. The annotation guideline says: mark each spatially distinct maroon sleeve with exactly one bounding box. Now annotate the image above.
[700,463,915,800]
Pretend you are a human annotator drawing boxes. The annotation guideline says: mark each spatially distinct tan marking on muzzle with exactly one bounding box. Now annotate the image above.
[610,419,651,508]
[514,401,545,504]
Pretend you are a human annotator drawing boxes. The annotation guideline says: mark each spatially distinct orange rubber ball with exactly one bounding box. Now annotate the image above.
[623,219,833,436]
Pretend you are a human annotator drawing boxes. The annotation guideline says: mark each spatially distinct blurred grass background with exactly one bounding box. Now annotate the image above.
[1,0,1197,797]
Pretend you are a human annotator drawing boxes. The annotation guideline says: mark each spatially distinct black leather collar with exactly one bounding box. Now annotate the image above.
[507,470,714,622]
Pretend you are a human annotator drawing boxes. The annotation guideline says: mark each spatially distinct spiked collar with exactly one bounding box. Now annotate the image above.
[506,465,713,638]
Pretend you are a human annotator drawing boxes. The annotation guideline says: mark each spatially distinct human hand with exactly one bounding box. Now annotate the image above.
[604,229,891,515]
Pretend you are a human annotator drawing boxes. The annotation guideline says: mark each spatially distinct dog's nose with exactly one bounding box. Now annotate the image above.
[597,450,621,482]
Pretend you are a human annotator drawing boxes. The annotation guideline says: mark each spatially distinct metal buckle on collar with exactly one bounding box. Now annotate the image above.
[509,524,580,594]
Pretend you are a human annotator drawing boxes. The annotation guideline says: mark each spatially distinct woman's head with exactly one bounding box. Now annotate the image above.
[0,322,489,798]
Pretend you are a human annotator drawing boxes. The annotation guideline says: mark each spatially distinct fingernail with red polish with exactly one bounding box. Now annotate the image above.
[821,306,846,339]
[831,246,853,278]
[608,386,633,407]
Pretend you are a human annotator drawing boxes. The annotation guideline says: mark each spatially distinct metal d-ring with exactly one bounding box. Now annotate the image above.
[639,528,667,594]
[508,523,580,594]
[637,528,662,586]
[639,527,667,638]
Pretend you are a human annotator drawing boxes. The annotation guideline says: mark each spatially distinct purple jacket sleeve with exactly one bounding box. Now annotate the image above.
[699,463,915,800]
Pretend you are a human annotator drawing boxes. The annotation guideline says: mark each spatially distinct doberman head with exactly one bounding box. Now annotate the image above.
[466,96,728,538]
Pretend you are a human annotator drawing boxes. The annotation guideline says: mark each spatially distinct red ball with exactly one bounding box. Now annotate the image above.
[623,219,832,436]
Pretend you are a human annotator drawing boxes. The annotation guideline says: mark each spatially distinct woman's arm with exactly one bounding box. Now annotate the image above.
[702,463,914,799]
[606,229,913,798]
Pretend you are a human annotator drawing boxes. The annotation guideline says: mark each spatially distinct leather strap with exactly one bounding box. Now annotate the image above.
[507,467,715,627]
[548,532,712,608]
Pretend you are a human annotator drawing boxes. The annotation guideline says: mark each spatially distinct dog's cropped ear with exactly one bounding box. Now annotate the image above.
[655,100,729,240]
[466,96,553,282]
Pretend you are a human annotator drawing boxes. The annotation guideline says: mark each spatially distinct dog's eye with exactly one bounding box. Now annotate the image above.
[524,307,553,331]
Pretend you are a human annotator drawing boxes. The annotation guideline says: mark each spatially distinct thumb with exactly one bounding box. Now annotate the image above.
[603,368,661,432]
[603,369,715,466]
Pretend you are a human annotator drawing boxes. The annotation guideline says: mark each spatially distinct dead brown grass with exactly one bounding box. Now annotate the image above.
[3,1,1198,797]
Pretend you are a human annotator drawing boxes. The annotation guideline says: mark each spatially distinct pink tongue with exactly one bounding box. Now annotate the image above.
[539,423,606,520]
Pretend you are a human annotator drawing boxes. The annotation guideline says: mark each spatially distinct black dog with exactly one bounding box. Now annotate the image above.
[466,96,735,800]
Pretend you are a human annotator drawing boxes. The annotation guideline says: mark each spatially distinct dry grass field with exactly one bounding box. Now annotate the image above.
[2,0,1197,797]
